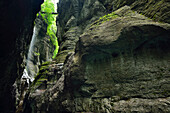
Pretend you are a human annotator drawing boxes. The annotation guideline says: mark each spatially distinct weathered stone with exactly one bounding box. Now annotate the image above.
[131,0,170,23]
[55,26,82,63]
[64,6,170,112]
[19,0,170,112]
[27,15,55,78]
[24,5,170,112]
[57,0,107,63]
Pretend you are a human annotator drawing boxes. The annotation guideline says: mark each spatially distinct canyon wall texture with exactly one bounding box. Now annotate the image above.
[1,0,169,113]
[24,0,170,113]
[26,14,55,79]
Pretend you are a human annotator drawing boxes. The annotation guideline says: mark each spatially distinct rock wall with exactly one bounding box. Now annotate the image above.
[23,0,170,112]
[0,0,43,112]
[65,6,170,112]
[131,0,170,23]
[56,0,107,63]
[26,14,55,78]
[56,0,170,63]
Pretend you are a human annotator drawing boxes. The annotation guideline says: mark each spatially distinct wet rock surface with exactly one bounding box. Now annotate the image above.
[59,6,170,112]
[27,15,55,78]
[23,61,65,113]
[1,0,169,112]
[25,5,170,113]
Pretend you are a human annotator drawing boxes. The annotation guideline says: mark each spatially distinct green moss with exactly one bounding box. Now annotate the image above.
[29,60,58,92]
[31,65,49,89]
[31,73,48,90]
[42,61,52,66]
[34,51,40,56]
[99,12,119,21]
[55,50,74,63]
[91,12,119,27]
[39,65,49,72]
[38,0,59,59]
[157,0,164,6]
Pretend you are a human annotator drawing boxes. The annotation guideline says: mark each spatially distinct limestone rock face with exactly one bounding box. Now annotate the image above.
[0,0,43,112]
[66,6,170,112]
[25,5,170,113]
[56,26,82,63]
[101,0,170,23]
[23,61,65,113]
[56,0,107,63]
[131,0,170,23]
[57,0,170,64]
[27,15,55,78]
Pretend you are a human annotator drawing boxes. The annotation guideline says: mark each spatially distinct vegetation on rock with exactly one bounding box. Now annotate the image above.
[92,12,119,26]
[31,61,51,90]
[13,0,170,112]
[39,0,59,59]
[99,12,119,22]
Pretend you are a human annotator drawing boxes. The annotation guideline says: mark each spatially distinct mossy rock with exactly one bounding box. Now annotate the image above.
[30,61,53,91]
[42,61,52,66]
[55,50,74,63]
[131,0,170,23]
[91,12,119,27]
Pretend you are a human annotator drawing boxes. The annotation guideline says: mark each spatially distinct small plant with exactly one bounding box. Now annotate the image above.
[34,51,40,56]
[92,12,119,26]
[99,12,119,21]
